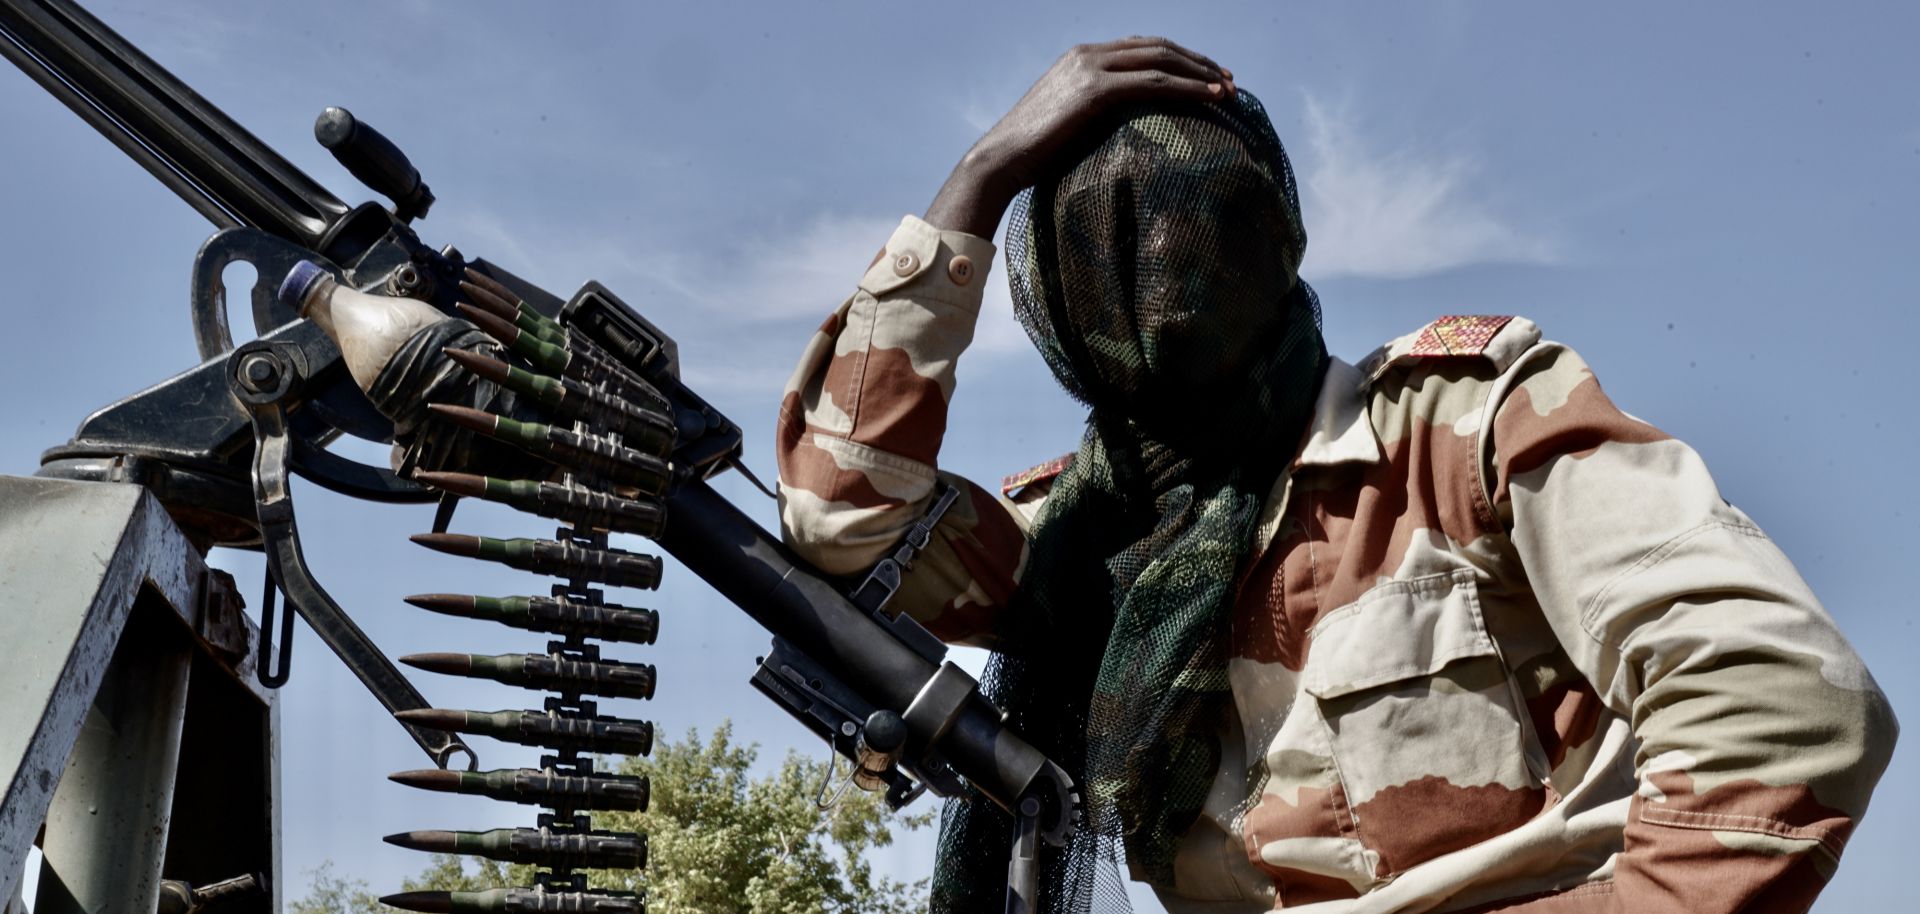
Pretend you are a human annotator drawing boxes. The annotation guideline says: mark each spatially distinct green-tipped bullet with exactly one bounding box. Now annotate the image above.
[428,404,672,494]
[409,533,662,590]
[394,708,653,756]
[459,303,570,375]
[389,767,649,812]
[402,594,659,644]
[383,827,646,869]
[463,268,570,339]
[381,888,642,914]
[459,278,565,344]
[444,347,565,410]
[459,305,659,410]
[401,651,656,701]
[441,349,674,454]
[413,471,666,538]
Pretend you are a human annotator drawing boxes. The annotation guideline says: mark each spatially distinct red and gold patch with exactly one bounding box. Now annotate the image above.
[1000,453,1075,498]
[1409,315,1515,357]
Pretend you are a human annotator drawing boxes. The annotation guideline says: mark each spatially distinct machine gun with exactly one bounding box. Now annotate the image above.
[0,1,1073,911]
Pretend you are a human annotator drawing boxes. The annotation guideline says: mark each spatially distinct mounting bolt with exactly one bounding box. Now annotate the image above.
[240,353,280,391]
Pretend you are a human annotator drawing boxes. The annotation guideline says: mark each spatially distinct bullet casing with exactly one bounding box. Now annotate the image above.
[381,888,642,914]
[484,415,670,494]
[418,768,647,812]
[495,477,666,538]
[387,828,646,870]
[512,308,565,345]
[403,709,654,756]
[443,350,674,453]
[463,305,662,412]
[407,652,657,701]
[412,534,662,590]
[461,270,568,342]
[405,594,659,643]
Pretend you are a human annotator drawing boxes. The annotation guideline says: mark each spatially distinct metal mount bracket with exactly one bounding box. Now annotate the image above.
[225,339,476,769]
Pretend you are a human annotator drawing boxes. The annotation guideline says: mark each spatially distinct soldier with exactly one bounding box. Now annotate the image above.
[776,38,1896,913]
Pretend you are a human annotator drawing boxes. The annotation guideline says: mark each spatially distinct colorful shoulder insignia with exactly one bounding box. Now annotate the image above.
[1361,315,1539,384]
[1408,315,1514,356]
[1001,453,1075,498]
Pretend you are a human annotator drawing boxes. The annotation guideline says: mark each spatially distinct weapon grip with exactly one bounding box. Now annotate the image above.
[315,106,434,222]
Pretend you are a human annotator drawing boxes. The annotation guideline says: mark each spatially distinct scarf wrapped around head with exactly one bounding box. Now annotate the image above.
[932,90,1327,912]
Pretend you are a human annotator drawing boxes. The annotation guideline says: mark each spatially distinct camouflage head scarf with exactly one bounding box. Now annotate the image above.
[932,91,1328,912]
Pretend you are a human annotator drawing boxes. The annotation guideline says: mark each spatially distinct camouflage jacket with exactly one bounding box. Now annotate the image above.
[775,215,1897,913]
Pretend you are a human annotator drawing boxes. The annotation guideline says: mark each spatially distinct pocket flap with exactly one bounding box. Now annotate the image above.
[1303,570,1498,699]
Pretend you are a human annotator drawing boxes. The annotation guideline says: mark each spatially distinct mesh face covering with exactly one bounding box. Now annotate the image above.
[931,90,1326,912]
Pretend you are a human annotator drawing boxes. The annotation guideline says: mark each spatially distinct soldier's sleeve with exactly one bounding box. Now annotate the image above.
[1486,342,1897,912]
[775,215,1030,647]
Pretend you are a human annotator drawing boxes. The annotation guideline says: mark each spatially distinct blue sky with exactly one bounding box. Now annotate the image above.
[1,1,1914,910]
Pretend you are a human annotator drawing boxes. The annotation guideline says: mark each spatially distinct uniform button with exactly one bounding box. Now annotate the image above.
[892,251,920,277]
[948,254,974,285]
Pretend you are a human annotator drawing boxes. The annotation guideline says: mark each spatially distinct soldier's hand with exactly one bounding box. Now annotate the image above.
[925,37,1232,238]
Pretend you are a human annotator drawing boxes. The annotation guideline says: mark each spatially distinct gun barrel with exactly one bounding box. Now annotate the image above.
[658,479,1054,813]
[0,0,351,247]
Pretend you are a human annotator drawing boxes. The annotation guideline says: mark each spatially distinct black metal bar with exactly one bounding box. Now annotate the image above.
[231,340,475,769]
[0,0,350,247]
[658,479,1058,813]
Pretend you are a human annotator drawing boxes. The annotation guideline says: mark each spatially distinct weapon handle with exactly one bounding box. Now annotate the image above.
[315,107,434,222]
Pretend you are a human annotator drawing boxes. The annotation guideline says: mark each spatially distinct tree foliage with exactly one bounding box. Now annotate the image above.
[289,723,929,913]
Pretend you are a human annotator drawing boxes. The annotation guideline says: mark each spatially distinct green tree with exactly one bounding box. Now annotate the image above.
[286,861,380,914]
[290,722,930,913]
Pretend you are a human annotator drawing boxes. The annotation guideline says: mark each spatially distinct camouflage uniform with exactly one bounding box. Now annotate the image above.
[776,215,1897,912]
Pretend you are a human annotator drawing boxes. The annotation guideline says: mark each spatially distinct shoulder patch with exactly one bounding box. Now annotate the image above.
[1001,453,1075,498]
[1409,315,1514,356]
[1360,315,1539,385]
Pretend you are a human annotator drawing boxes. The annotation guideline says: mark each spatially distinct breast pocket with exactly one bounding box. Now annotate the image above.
[1303,569,1549,877]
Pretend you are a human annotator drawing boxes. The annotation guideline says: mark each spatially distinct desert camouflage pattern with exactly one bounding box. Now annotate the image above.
[777,216,1896,912]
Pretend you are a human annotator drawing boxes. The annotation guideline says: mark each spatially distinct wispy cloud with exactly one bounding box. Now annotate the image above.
[1297,95,1554,279]
[695,214,898,322]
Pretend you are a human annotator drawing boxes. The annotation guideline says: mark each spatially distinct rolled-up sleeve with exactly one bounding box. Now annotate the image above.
[1487,343,1897,912]
[775,215,1029,645]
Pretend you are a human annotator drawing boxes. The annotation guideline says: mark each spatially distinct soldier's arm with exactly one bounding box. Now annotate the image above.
[779,38,1233,645]
[775,216,1028,646]
[1487,343,1897,912]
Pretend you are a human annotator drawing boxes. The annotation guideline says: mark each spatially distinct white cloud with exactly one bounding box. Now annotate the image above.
[1297,95,1555,279]
[696,214,898,321]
